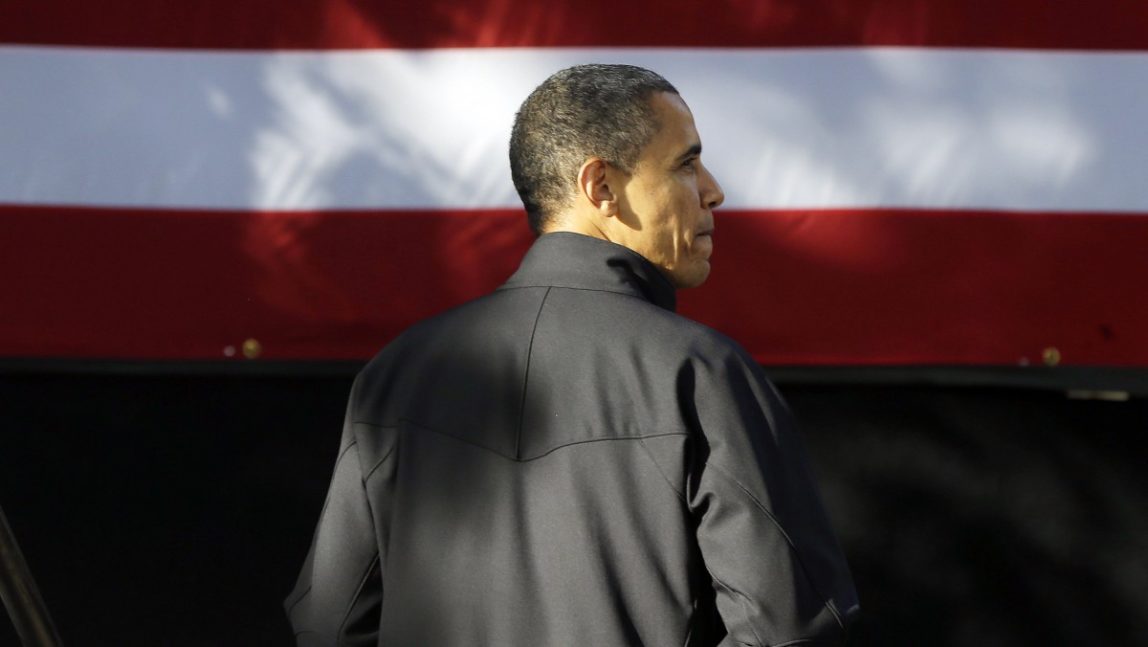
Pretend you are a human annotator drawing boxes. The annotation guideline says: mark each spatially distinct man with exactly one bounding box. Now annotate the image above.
[285,64,859,646]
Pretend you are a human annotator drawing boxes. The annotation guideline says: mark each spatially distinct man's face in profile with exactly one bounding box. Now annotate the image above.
[613,92,725,289]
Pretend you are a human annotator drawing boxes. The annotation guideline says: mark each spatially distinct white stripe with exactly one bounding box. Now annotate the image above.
[2,46,1147,211]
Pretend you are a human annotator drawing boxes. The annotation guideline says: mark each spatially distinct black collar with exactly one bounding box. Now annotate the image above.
[498,232,677,312]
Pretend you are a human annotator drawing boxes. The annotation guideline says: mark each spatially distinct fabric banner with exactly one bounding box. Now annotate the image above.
[2,1,1147,365]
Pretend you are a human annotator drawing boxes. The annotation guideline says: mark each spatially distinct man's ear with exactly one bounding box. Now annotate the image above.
[576,158,617,217]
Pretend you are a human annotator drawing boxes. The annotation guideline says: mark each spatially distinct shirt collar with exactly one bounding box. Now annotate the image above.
[498,232,678,312]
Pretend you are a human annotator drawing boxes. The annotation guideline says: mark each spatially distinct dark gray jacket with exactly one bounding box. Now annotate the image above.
[285,232,859,646]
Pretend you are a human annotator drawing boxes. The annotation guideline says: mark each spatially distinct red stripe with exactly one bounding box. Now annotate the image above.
[4,0,1148,51]
[3,205,1145,366]
[686,210,1148,367]
[0,206,532,361]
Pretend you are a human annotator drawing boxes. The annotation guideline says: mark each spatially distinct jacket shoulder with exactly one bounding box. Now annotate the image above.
[629,297,752,366]
[350,286,550,443]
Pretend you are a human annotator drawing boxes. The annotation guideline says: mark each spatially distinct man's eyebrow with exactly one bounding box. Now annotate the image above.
[675,143,702,162]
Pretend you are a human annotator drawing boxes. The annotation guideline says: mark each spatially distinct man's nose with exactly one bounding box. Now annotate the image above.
[699,162,725,210]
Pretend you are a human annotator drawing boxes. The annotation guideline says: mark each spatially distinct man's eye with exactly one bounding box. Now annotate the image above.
[682,157,697,169]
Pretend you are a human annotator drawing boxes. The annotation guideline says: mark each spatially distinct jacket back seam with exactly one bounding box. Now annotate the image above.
[515,286,551,459]
[361,440,397,482]
[355,416,688,463]
[496,283,651,301]
[336,552,381,642]
[637,436,689,504]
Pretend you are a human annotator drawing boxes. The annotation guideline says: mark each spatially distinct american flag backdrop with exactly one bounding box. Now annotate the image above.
[2,0,1147,366]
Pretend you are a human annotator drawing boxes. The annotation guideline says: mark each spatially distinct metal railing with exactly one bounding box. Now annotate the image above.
[0,504,62,646]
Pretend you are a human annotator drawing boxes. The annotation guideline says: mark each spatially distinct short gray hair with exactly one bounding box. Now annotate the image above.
[508,64,678,234]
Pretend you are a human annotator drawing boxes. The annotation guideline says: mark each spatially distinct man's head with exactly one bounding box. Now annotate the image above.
[509,64,725,289]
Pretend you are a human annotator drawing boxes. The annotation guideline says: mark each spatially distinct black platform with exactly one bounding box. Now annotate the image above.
[1,372,1144,645]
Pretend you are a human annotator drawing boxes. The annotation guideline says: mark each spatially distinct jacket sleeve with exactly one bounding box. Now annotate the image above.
[684,348,860,646]
[284,393,383,646]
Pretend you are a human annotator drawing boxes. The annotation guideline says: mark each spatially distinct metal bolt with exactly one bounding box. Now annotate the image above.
[242,338,262,359]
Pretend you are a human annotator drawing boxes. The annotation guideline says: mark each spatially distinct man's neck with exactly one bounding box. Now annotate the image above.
[543,211,612,244]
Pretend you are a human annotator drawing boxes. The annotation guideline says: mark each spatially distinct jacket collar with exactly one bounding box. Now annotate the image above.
[499,232,677,312]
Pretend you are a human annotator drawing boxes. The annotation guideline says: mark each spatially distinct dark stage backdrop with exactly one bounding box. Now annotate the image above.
[0,372,1144,646]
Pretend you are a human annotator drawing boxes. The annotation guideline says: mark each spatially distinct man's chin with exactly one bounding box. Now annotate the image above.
[671,261,710,289]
